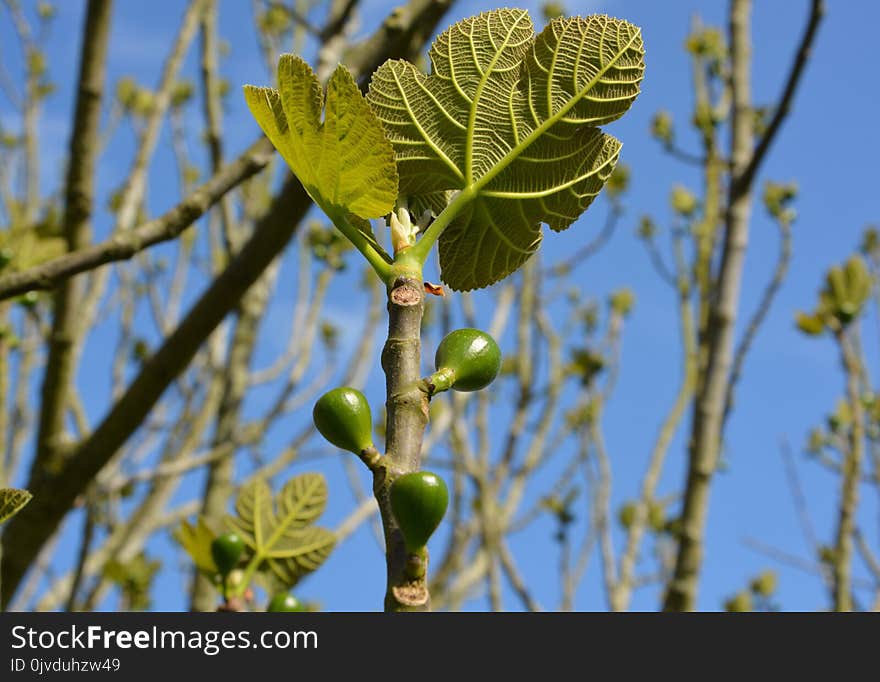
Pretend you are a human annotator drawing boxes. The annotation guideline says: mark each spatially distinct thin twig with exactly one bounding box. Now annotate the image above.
[0,139,274,301]
[723,218,792,425]
[736,0,825,194]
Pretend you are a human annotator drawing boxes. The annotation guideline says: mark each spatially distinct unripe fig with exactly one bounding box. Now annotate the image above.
[390,471,449,552]
[267,592,306,612]
[211,532,245,576]
[433,328,501,393]
[313,387,374,454]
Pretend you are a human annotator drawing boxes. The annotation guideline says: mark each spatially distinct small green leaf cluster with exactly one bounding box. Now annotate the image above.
[762,180,798,222]
[604,164,631,201]
[806,393,880,458]
[540,2,566,22]
[609,288,636,317]
[564,291,632,390]
[796,256,873,334]
[723,569,778,612]
[650,110,674,147]
[670,185,698,218]
[37,2,56,21]
[637,215,656,241]
[684,27,726,63]
[0,488,33,524]
[25,47,55,100]
[542,488,579,542]
[617,500,665,533]
[567,348,606,387]
[257,5,291,36]
[174,473,335,609]
[563,399,600,430]
[0,208,67,275]
[116,77,156,118]
[684,27,727,94]
[723,590,752,613]
[170,80,195,109]
[103,553,161,611]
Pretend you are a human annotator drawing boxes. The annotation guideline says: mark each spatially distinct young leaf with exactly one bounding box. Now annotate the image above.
[0,488,32,524]
[0,226,66,272]
[368,10,645,290]
[172,516,219,576]
[243,56,398,222]
[226,474,335,589]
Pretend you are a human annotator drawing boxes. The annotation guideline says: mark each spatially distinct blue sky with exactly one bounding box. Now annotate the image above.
[1,0,879,611]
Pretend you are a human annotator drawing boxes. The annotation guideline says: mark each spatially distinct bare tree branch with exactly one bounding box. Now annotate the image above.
[664,0,756,612]
[735,0,825,194]
[722,217,792,425]
[0,139,274,301]
[32,0,114,490]
[0,0,457,607]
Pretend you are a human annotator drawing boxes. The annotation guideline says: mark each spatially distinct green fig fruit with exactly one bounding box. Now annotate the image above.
[313,387,374,454]
[211,532,245,576]
[390,471,449,552]
[267,592,306,612]
[433,328,501,393]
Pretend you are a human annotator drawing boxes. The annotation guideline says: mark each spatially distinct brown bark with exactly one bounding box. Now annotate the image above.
[379,276,431,611]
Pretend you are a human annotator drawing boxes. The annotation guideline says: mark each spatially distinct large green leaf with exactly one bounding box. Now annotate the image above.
[0,488,32,524]
[226,474,335,589]
[368,10,644,290]
[243,55,398,221]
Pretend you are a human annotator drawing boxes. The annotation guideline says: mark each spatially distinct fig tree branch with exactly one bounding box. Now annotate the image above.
[0,0,457,607]
[0,138,274,301]
[736,0,825,194]
[664,0,824,612]
[31,0,114,486]
[831,331,866,611]
[663,0,755,612]
[722,216,792,426]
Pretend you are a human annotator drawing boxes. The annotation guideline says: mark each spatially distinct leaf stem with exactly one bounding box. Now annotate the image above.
[232,552,261,599]
[328,210,394,282]
[404,189,474,267]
